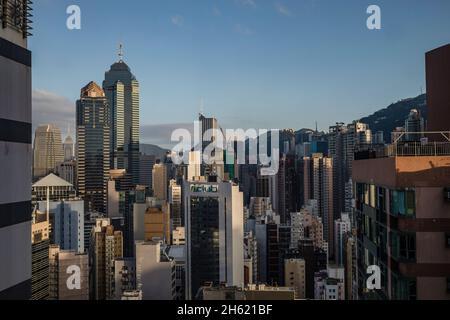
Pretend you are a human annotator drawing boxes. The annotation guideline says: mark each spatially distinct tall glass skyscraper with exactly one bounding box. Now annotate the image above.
[103,50,140,185]
[76,82,111,214]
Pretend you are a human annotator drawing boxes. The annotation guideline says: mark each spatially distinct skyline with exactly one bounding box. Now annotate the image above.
[2,0,450,303]
[30,0,450,147]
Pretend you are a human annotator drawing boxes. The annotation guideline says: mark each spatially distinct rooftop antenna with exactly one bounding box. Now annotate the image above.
[200,98,204,116]
[118,43,124,62]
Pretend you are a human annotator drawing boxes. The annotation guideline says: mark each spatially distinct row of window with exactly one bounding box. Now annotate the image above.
[355,183,416,218]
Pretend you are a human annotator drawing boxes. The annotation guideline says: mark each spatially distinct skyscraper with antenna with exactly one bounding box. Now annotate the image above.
[103,43,140,185]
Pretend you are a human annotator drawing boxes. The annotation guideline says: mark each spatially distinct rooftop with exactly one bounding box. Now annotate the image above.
[355,141,450,160]
[32,173,73,188]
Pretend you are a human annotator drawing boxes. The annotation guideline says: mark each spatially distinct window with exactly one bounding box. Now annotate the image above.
[390,189,415,217]
[370,185,376,208]
[391,232,416,262]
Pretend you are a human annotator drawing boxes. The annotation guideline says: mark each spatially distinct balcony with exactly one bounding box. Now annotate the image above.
[0,0,33,38]
[355,141,450,160]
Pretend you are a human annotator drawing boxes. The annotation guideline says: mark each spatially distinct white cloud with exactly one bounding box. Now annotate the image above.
[275,2,292,17]
[171,15,184,27]
[234,23,254,36]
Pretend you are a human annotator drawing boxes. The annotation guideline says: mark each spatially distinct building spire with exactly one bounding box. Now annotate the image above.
[118,43,124,62]
[200,98,204,115]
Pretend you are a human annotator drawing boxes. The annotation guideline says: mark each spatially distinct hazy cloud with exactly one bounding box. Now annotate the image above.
[171,15,184,27]
[141,123,195,149]
[212,6,221,16]
[275,2,292,16]
[234,24,254,36]
[236,0,256,8]
[32,89,75,138]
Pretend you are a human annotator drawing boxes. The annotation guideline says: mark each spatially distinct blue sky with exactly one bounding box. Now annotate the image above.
[30,0,450,146]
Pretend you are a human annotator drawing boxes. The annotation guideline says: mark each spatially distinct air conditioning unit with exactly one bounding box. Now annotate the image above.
[445,188,450,202]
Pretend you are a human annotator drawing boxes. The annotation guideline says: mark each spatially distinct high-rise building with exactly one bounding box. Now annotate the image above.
[167,245,186,300]
[144,201,170,244]
[76,81,111,214]
[132,186,148,243]
[107,169,132,219]
[249,197,273,218]
[37,199,85,254]
[199,113,224,179]
[184,180,244,299]
[244,231,258,285]
[302,153,334,258]
[276,154,299,224]
[343,230,357,300]
[55,160,77,187]
[89,218,123,300]
[426,44,450,136]
[169,179,182,229]
[187,151,202,181]
[328,122,372,221]
[48,245,89,300]
[404,109,425,141]
[33,124,64,181]
[0,1,32,299]
[284,258,306,299]
[353,144,450,299]
[63,133,75,161]
[103,50,140,184]
[152,162,168,201]
[139,154,155,189]
[290,208,325,251]
[334,213,351,266]
[135,241,176,300]
[31,209,50,300]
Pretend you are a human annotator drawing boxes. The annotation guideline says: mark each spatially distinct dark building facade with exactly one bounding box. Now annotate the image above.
[353,153,450,300]
[76,82,111,214]
[189,197,220,298]
[277,154,299,224]
[426,44,450,135]
[0,0,33,299]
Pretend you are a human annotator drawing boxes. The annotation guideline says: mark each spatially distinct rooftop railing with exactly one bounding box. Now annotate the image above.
[355,132,450,159]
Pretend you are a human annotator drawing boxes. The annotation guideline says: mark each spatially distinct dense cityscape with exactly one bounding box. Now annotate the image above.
[1,1,450,303]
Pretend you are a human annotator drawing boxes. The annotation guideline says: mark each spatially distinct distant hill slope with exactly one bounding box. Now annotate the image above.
[359,94,427,139]
[140,144,169,160]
